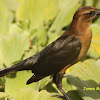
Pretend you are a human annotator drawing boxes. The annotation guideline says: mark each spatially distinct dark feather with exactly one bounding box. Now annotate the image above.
[26,75,45,84]
[31,35,82,76]
[0,33,82,84]
[0,54,40,77]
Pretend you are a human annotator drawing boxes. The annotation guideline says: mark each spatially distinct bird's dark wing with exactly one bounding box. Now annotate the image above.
[32,35,82,76]
[0,34,82,83]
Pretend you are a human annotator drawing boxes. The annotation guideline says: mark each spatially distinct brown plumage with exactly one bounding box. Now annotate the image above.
[0,6,100,100]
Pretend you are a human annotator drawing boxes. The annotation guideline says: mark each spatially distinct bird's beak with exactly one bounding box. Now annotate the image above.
[96,9,100,15]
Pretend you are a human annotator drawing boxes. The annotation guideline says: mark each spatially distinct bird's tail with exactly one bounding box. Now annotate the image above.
[0,60,27,77]
[0,55,39,77]
[0,64,18,77]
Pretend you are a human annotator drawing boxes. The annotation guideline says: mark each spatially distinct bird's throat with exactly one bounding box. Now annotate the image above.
[70,19,91,36]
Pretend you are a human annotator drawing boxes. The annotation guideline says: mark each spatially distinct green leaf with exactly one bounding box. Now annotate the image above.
[94,0,100,9]
[32,23,47,47]
[2,0,19,11]
[16,0,58,29]
[5,71,38,97]
[0,92,8,100]
[0,57,4,70]
[56,0,71,9]
[48,0,82,44]
[0,33,30,66]
[65,59,100,100]
[38,76,53,90]
[12,89,61,100]
[94,17,100,25]
[23,46,38,60]
[87,24,100,59]
[9,20,32,37]
[36,24,47,46]
[91,24,100,35]
[9,23,25,35]
[16,0,23,3]
[94,0,100,24]
[0,1,13,34]
[84,0,94,6]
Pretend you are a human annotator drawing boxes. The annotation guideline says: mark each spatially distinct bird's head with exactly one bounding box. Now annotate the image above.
[74,6,100,22]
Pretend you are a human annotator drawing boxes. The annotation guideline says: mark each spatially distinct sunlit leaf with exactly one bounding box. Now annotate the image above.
[9,23,25,35]
[5,71,38,97]
[65,59,100,100]
[0,92,8,100]
[84,0,94,6]
[12,89,61,100]
[2,0,19,11]
[36,24,47,46]
[94,0,100,24]
[38,76,53,90]
[87,24,100,58]
[95,0,100,9]
[16,0,58,29]
[0,1,13,34]
[0,33,30,66]
[23,46,38,60]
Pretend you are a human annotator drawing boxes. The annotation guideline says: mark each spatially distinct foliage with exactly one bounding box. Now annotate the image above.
[0,0,100,100]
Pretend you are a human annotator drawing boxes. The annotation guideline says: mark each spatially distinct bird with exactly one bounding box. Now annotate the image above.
[0,6,100,100]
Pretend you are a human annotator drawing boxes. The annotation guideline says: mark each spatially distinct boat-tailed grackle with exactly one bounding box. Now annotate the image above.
[0,6,100,100]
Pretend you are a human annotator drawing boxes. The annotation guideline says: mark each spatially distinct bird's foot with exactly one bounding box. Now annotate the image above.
[52,94,70,100]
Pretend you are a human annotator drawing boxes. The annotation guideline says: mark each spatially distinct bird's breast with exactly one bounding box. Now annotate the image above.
[76,30,92,61]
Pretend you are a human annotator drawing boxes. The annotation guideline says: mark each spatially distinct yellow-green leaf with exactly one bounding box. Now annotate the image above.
[0,92,8,100]
[87,24,100,58]
[5,71,38,97]
[0,33,30,66]
[12,89,62,100]
[0,1,13,34]
[16,0,58,29]
[65,59,100,100]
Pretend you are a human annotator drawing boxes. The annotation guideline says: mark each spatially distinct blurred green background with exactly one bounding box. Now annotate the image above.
[0,0,100,100]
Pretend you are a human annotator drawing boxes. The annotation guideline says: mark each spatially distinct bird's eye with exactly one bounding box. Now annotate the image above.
[87,11,96,16]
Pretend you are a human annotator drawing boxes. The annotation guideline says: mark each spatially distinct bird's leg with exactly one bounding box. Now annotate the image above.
[53,73,70,100]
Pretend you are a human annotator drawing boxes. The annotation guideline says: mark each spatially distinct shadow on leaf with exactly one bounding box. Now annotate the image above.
[66,75,100,99]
